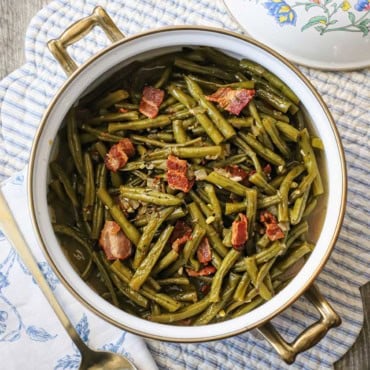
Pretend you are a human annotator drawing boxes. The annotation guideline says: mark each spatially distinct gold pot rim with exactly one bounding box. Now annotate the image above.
[27,25,347,343]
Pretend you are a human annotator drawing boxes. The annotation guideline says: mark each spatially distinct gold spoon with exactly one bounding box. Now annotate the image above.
[0,190,137,370]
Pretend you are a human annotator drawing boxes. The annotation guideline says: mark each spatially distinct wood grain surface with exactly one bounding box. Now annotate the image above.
[0,1,368,369]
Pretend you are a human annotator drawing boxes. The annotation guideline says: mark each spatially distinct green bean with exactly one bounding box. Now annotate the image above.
[92,252,119,306]
[82,153,95,221]
[133,207,186,227]
[66,108,84,177]
[170,291,198,303]
[160,96,177,110]
[81,125,124,142]
[248,100,274,150]
[299,129,324,196]
[261,117,290,157]
[97,187,140,245]
[146,145,222,160]
[194,113,224,145]
[302,197,318,218]
[189,190,213,219]
[312,137,324,150]
[165,102,187,114]
[258,194,282,209]
[257,233,271,249]
[89,111,139,125]
[278,165,305,223]
[120,159,166,172]
[286,221,308,248]
[110,273,149,308]
[246,188,257,237]
[205,171,248,197]
[157,277,190,286]
[233,271,251,301]
[108,115,171,132]
[209,248,241,302]
[239,132,285,167]
[175,57,234,81]
[195,273,241,325]
[50,162,79,207]
[249,172,277,195]
[183,224,207,262]
[245,257,272,300]
[271,242,314,279]
[168,85,197,108]
[201,46,240,70]
[256,258,276,289]
[96,89,129,109]
[120,186,183,206]
[290,185,311,225]
[148,132,174,142]
[207,154,249,169]
[185,76,236,140]
[49,179,66,203]
[130,225,174,290]
[255,100,290,123]
[225,201,247,215]
[133,207,174,269]
[231,296,264,318]
[228,117,254,128]
[155,66,172,88]
[240,60,299,104]
[115,102,139,110]
[150,296,210,323]
[188,203,228,258]
[204,184,222,223]
[234,136,263,173]
[152,250,179,276]
[172,120,189,144]
[276,121,300,141]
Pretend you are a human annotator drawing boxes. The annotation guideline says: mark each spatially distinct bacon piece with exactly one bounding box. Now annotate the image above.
[105,138,135,172]
[224,165,248,182]
[231,213,248,249]
[99,221,132,260]
[139,86,165,119]
[170,221,192,253]
[263,164,272,175]
[197,237,212,264]
[118,107,128,113]
[260,211,285,241]
[166,155,194,193]
[206,87,255,115]
[186,266,217,277]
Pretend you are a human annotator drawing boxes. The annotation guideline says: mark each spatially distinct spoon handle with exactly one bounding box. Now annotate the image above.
[0,190,88,352]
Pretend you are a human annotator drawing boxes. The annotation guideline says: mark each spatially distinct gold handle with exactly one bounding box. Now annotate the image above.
[257,283,341,364]
[48,6,125,75]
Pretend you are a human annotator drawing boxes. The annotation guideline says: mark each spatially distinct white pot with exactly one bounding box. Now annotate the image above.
[28,7,347,363]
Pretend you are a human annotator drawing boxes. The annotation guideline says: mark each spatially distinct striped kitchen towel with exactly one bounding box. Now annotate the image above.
[0,1,369,369]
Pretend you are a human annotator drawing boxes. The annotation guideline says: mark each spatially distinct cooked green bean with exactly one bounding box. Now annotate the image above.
[120,186,183,206]
[96,89,129,109]
[185,76,236,140]
[67,108,85,177]
[233,272,251,302]
[130,225,174,291]
[108,115,171,132]
[209,248,241,302]
[97,187,140,245]
[245,257,272,300]
[82,153,95,221]
[89,111,139,125]
[172,120,189,144]
[146,145,222,160]
[205,171,248,197]
[194,113,224,145]
[261,116,290,157]
[81,125,125,142]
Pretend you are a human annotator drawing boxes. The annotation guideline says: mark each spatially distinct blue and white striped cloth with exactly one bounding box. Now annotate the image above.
[0,0,369,369]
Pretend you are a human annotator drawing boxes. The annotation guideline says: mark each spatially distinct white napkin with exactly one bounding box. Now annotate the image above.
[0,168,158,370]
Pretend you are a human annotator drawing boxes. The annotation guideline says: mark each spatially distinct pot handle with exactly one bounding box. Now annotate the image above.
[257,283,341,364]
[48,6,124,76]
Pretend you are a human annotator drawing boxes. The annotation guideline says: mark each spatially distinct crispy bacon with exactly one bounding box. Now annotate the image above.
[166,155,194,193]
[118,107,128,113]
[206,87,255,115]
[99,221,132,260]
[224,165,248,181]
[105,138,135,172]
[260,211,285,241]
[186,266,217,277]
[170,221,192,253]
[231,213,248,249]
[197,237,212,264]
[139,86,165,119]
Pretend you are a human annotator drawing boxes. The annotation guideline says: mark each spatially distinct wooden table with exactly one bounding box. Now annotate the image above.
[0,1,369,368]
